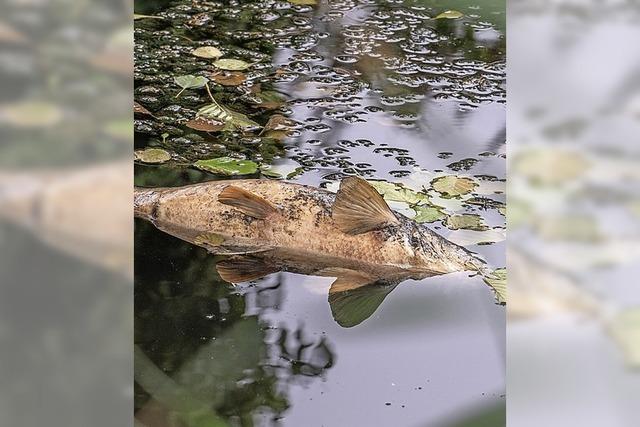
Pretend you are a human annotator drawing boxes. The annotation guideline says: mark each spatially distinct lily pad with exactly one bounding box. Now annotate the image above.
[260,162,304,179]
[447,229,506,246]
[135,148,171,164]
[261,114,296,140]
[288,0,317,4]
[133,13,163,20]
[513,148,589,186]
[194,157,258,176]
[253,90,286,109]
[412,205,446,223]
[185,116,226,132]
[197,99,261,131]
[483,268,506,304]
[174,75,208,97]
[431,175,477,198]
[369,181,428,205]
[446,214,488,231]
[435,10,463,19]
[210,71,246,86]
[213,58,251,71]
[191,46,223,59]
[0,101,62,127]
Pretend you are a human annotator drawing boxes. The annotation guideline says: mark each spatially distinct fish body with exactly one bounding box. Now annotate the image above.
[134,178,486,280]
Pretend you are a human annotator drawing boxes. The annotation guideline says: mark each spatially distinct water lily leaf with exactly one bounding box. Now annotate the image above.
[535,215,601,242]
[447,229,506,246]
[609,308,640,368]
[253,90,286,109]
[0,101,62,127]
[288,0,317,4]
[185,116,226,132]
[210,71,246,86]
[412,205,446,223]
[191,46,223,59]
[174,74,208,91]
[435,10,463,19]
[135,148,171,164]
[431,175,477,198]
[369,181,428,205]
[213,58,251,71]
[260,162,304,179]
[261,114,296,140]
[194,157,258,176]
[483,268,506,304]
[446,214,488,231]
[197,99,261,131]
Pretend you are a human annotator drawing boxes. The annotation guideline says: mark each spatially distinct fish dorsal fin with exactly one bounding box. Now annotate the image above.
[332,177,400,234]
[218,185,278,219]
[216,256,279,284]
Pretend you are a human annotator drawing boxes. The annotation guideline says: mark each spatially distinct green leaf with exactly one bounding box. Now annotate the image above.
[260,162,304,179]
[174,75,209,90]
[213,58,251,71]
[446,214,488,231]
[135,148,171,164]
[191,46,223,59]
[253,90,285,109]
[197,99,261,131]
[368,181,428,205]
[194,157,258,176]
[483,268,506,304]
[431,175,477,198]
[412,205,446,223]
[435,10,464,19]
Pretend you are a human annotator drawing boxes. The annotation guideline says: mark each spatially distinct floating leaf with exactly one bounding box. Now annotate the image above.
[185,116,225,132]
[210,71,246,86]
[447,229,506,246]
[412,205,446,223]
[191,46,223,59]
[261,114,296,140]
[197,99,261,131]
[253,90,286,109]
[134,101,154,117]
[435,10,463,19]
[213,58,251,71]
[368,181,428,205]
[173,75,208,97]
[446,214,488,231]
[288,0,317,4]
[536,215,601,242]
[483,268,506,304]
[431,175,477,198]
[0,101,62,127]
[260,162,304,179]
[513,148,589,185]
[194,157,258,176]
[135,148,171,164]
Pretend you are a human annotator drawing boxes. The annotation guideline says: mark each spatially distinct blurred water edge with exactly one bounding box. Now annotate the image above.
[0,0,133,426]
[508,0,640,426]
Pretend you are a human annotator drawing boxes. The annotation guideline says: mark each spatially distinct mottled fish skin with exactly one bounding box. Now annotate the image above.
[134,179,486,276]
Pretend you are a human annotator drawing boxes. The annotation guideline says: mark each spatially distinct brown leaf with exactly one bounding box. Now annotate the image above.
[185,116,226,132]
[134,102,154,117]
[210,71,247,86]
[261,114,296,140]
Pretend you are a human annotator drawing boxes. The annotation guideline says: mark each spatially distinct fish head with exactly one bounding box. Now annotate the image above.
[403,221,487,275]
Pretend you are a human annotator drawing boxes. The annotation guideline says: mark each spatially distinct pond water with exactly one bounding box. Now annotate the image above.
[134,0,505,426]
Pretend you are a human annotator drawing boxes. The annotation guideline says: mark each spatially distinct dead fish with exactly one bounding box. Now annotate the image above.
[135,177,493,325]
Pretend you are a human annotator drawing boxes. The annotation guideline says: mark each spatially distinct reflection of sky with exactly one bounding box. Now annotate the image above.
[244,272,505,426]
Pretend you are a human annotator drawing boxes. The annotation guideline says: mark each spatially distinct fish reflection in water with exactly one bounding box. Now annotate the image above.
[135,177,497,327]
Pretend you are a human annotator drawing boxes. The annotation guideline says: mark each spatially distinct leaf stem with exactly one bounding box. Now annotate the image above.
[205,81,215,102]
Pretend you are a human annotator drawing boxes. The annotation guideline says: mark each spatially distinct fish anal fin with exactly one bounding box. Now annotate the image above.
[218,186,278,219]
[332,177,400,235]
[216,256,279,284]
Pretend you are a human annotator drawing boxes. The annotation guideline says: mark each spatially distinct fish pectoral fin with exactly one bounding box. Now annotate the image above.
[323,268,375,294]
[327,273,398,328]
[216,255,279,284]
[332,177,400,235]
[218,185,278,219]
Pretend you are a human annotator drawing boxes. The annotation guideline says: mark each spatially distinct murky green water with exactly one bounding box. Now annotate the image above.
[134,0,505,425]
